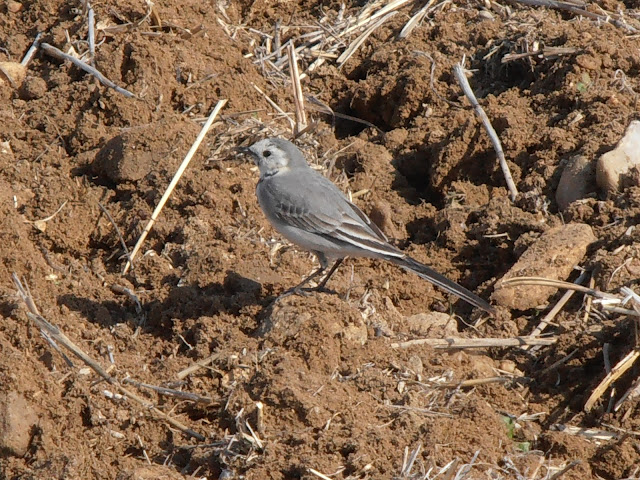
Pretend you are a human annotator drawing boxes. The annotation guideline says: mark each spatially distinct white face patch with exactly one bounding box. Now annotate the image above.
[251,142,289,177]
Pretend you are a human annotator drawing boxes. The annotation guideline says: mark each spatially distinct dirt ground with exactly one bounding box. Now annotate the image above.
[2,0,640,478]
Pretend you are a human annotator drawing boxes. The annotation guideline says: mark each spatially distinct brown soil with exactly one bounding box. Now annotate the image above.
[2,0,640,479]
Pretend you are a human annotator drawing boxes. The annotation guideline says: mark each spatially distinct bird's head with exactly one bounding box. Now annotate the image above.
[244,138,308,178]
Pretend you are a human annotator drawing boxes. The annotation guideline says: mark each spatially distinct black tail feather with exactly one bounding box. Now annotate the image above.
[390,255,495,315]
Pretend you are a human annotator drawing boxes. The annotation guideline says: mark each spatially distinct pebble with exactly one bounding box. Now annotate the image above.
[0,61,26,89]
[596,120,640,194]
[492,223,596,310]
[405,311,458,337]
[7,1,22,13]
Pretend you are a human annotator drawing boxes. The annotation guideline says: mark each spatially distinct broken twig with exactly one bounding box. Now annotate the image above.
[123,99,228,274]
[453,61,518,201]
[40,42,135,97]
[391,336,556,349]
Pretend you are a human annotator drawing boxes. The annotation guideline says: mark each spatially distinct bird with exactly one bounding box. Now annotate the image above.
[243,137,494,314]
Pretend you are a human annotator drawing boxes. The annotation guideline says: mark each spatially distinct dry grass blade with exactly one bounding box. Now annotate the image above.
[499,276,611,297]
[525,270,588,349]
[40,43,135,98]
[337,11,397,67]
[287,41,307,135]
[510,0,638,34]
[177,352,224,380]
[398,0,436,39]
[12,273,205,440]
[399,442,422,477]
[21,32,42,66]
[432,376,517,388]
[88,4,96,64]
[308,468,332,480]
[253,83,296,131]
[614,375,640,411]
[552,424,619,440]
[502,46,579,63]
[123,99,228,274]
[122,378,214,404]
[305,94,384,133]
[391,336,556,349]
[584,349,640,412]
[548,460,582,480]
[453,62,518,201]
[344,0,411,36]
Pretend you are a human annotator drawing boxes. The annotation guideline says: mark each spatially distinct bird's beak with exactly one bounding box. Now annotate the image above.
[234,145,252,155]
[234,145,258,164]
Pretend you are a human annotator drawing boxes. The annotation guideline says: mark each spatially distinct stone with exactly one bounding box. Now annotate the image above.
[556,155,595,211]
[596,120,640,194]
[492,223,596,309]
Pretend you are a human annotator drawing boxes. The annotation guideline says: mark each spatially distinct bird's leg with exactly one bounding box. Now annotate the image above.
[277,253,328,299]
[314,258,343,291]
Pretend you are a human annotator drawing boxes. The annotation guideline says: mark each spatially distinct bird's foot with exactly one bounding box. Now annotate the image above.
[274,284,334,303]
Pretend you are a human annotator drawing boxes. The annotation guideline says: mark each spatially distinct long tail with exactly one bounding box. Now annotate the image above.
[389,255,495,315]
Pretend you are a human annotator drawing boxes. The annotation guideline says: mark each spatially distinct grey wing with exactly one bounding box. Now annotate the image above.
[259,171,401,258]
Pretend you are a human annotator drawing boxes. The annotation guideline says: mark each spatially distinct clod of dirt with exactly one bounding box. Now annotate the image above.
[93,131,155,183]
[492,223,596,309]
[596,120,640,194]
[116,466,186,480]
[0,392,39,457]
[0,61,26,89]
[556,155,595,211]
[256,295,368,346]
[405,311,458,337]
[20,76,48,100]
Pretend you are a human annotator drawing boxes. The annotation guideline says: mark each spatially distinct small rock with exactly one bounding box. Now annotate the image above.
[407,355,424,377]
[469,355,495,377]
[0,392,39,457]
[596,120,640,194]
[0,141,15,162]
[7,0,22,12]
[405,311,458,337]
[555,155,595,211]
[0,61,26,89]
[492,223,596,309]
[498,359,517,374]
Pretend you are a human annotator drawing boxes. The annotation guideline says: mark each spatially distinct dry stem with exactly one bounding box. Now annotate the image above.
[287,42,307,135]
[510,0,638,34]
[40,42,135,98]
[584,349,640,412]
[453,62,518,201]
[12,274,204,440]
[391,336,556,349]
[123,99,228,274]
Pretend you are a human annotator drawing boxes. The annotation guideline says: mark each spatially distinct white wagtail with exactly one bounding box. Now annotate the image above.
[244,137,494,314]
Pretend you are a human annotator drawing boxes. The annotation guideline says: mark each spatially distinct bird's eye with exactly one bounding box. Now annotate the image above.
[263,150,272,158]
